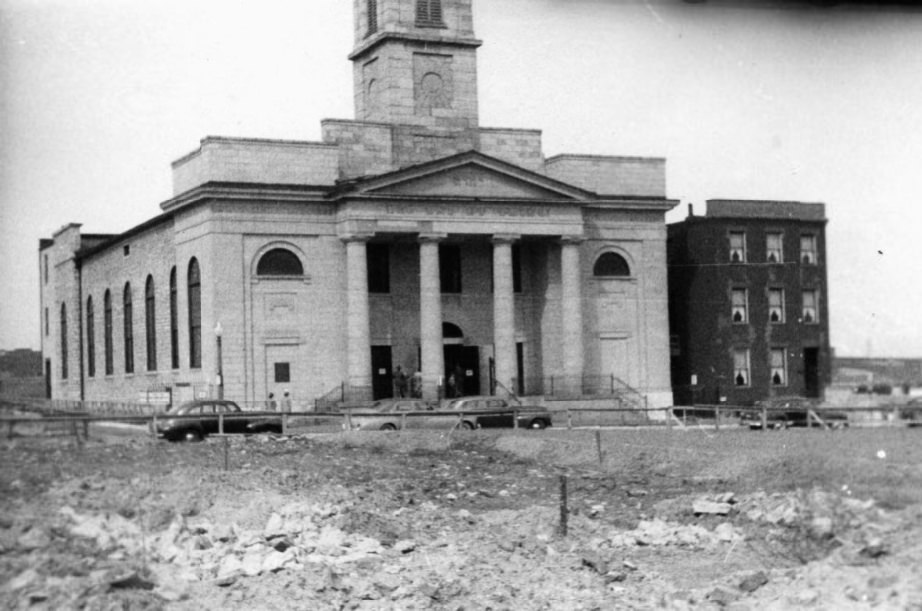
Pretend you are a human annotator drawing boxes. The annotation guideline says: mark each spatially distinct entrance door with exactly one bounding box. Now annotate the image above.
[265,345,297,408]
[444,345,480,397]
[371,345,393,400]
[803,348,820,398]
[516,342,525,396]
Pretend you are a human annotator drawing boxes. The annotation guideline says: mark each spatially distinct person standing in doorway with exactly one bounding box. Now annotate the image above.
[267,392,277,412]
[411,369,423,398]
[394,365,408,398]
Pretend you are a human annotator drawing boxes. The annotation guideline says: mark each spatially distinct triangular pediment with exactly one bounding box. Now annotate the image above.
[339,151,593,201]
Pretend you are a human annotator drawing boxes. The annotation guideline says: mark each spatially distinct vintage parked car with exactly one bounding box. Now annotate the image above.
[345,396,553,431]
[901,397,922,427]
[153,400,282,442]
[741,397,849,430]
[440,396,553,430]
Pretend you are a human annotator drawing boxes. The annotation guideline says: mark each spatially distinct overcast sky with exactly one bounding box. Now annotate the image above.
[2,0,921,358]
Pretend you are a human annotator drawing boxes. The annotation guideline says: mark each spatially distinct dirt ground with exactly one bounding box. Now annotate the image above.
[1,424,921,610]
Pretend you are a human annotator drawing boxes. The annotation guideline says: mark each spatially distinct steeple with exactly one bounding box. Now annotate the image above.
[350,0,482,128]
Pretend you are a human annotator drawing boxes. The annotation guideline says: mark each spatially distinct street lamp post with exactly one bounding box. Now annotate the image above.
[215,322,224,400]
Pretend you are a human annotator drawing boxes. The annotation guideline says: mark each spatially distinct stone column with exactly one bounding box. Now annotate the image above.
[344,235,372,401]
[492,234,519,395]
[560,236,584,395]
[418,234,446,400]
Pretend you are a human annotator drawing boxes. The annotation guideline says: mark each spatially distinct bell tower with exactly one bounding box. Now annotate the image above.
[350,0,482,128]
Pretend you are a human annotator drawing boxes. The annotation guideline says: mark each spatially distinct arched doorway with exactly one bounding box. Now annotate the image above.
[443,322,480,398]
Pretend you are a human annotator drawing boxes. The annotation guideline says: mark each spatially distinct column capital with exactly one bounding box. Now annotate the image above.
[340,232,375,243]
[491,233,521,245]
[418,232,448,244]
[560,235,585,246]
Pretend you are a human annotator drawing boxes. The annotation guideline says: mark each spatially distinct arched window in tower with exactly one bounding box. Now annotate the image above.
[86,296,95,378]
[256,248,304,276]
[123,282,134,374]
[104,290,113,375]
[60,302,67,379]
[593,252,631,278]
[169,267,179,369]
[416,0,443,26]
[367,0,378,35]
[188,258,202,369]
[145,275,156,371]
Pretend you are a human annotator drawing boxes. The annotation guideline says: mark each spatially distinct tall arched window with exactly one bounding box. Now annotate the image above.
[169,267,179,369]
[188,258,201,369]
[86,296,95,378]
[593,252,631,277]
[60,302,68,379]
[104,290,113,375]
[145,275,156,371]
[123,282,134,374]
[256,248,304,276]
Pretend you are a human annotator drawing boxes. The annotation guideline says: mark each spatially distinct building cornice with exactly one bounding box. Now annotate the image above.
[349,30,482,61]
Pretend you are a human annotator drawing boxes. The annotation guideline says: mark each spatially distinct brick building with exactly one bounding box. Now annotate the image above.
[39,0,676,408]
[667,200,831,406]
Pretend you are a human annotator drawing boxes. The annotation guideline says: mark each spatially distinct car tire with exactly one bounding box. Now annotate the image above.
[183,430,203,443]
[528,419,547,430]
[459,420,475,431]
[380,423,397,431]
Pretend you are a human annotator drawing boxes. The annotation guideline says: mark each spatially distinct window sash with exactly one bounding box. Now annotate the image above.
[802,290,818,323]
[768,289,785,323]
[86,298,95,378]
[770,349,787,385]
[800,235,818,264]
[733,349,750,386]
[766,233,783,263]
[731,289,748,323]
[729,232,746,262]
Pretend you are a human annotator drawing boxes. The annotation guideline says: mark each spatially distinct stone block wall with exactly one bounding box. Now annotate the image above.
[171,137,339,196]
[545,155,666,197]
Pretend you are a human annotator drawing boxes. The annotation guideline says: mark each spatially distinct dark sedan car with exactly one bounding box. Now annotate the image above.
[741,397,848,430]
[153,400,282,442]
[901,397,922,427]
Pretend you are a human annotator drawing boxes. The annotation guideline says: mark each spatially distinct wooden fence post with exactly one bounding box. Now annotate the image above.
[218,412,224,435]
[558,475,569,537]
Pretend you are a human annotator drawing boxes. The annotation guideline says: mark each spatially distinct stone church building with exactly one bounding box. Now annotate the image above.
[40,0,676,409]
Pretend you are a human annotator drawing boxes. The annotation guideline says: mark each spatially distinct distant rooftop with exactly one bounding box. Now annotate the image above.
[705,199,826,221]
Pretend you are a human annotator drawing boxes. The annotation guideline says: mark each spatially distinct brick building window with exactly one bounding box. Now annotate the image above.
[44,307,49,336]
[44,254,48,284]
[440,244,462,293]
[729,232,746,263]
[367,244,390,293]
[367,0,378,35]
[733,349,750,387]
[104,290,113,375]
[60,302,67,379]
[802,289,819,323]
[123,282,134,374]
[170,267,179,369]
[731,288,748,323]
[416,0,443,26]
[768,288,785,323]
[766,232,783,263]
[86,296,95,378]
[188,258,202,369]
[770,348,787,386]
[801,235,818,264]
[145,275,157,371]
